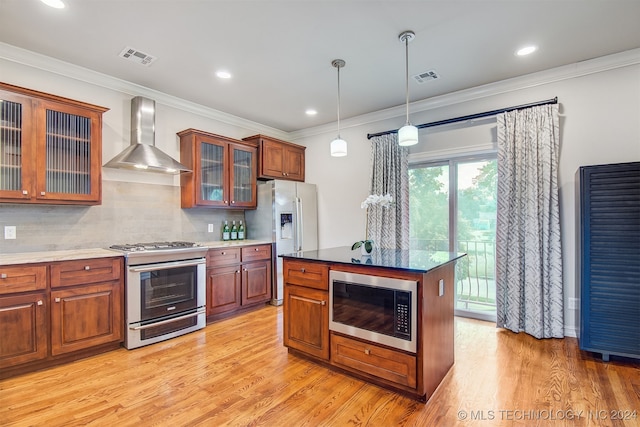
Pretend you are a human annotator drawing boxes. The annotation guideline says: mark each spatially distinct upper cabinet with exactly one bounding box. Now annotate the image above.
[0,82,108,205]
[178,129,257,209]
[242,134,305,182]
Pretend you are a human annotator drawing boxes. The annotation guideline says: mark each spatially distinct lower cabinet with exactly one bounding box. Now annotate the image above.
[206,243,273,319]
[0,257,124,378]
[0,293,48,368]
[283,284,329,360]
[50,281,123,356]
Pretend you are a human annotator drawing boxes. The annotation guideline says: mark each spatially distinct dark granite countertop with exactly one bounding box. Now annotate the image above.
[280,246,466,273]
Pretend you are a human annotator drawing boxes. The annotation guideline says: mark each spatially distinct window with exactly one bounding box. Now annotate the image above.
[409,155,497,321]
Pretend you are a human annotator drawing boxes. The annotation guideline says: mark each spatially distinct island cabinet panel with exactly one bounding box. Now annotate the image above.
[331,333,417,388]
[284,284,329,360]
[0,293,48,368]
[50,281,123,356]
[206,244,273,320]
[283,260,328,290]
[0,265,47,294]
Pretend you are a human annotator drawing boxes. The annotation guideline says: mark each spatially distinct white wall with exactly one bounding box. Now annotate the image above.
[293,53,640,337]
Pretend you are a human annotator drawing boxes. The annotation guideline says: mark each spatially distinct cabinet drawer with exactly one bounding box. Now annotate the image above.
[0,265,47,294]
[50,257,121,288]
[241,244,271,262]
[331,333,417,389]
[207,248,241,267]
[283,261,328,290]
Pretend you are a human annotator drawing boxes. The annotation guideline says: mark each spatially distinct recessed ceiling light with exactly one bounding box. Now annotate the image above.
[216,70,232,79]
[516,45,537,56]
[40,0,65,8]
[305,109,317,116]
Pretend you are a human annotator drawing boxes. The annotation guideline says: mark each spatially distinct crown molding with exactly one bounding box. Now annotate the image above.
[288,48,640,141]
[0,42,289,140]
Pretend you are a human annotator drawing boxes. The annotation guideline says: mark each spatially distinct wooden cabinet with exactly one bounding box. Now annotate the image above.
[283,259,329,360]
[577,162,640,361]
[50,281,122,356]
[0,256,123,379]
[179,129,257,209]
[0,82,108,205]
[0,293,48,369]
[206,244,272,319]
[242,134,305,182]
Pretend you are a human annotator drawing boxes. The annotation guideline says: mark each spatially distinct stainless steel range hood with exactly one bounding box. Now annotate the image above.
[104,96,191,174]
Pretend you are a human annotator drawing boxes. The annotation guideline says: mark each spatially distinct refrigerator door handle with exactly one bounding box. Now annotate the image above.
[295,197,303,251]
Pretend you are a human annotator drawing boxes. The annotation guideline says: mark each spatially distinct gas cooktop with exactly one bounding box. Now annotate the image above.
[109,241,199,252]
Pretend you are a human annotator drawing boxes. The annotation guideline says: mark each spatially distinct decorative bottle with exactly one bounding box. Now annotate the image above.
[230,220,238,240]
[238,221,245,240]
[222,221,230,241]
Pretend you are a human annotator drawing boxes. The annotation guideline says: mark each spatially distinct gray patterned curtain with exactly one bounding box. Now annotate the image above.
[368,133,409,249]
[496,104,564,339]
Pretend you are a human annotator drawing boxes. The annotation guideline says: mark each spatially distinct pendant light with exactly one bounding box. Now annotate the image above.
[398,30,418,146]
[330,59,347,157]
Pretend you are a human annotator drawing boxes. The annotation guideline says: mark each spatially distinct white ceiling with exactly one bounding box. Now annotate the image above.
[1,1,640,133]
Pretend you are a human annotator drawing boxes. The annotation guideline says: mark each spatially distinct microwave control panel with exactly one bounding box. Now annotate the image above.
[395,291,411,338]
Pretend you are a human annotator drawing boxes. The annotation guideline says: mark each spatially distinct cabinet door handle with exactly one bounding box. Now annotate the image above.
[55,297,61,303]
[22,190,28,195]
[0,273,7,279]
[84,265,91,270]
[291,295,325,306]
[364,348,371,355]
[37,300,43,306]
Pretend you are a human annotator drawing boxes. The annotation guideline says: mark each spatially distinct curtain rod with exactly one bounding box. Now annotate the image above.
[366,96,558,140]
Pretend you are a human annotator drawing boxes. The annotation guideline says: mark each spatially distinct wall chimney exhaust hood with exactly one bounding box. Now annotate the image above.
[104,96,191,174]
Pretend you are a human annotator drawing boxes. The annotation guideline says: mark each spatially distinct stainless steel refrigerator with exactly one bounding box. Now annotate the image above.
[245,180,318,305]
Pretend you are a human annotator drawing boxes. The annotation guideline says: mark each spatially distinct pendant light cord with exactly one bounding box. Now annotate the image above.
[337,63,341,137]
[404,35,410,125]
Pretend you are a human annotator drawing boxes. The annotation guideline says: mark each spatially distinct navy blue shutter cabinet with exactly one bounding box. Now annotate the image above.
[577,162,640,361]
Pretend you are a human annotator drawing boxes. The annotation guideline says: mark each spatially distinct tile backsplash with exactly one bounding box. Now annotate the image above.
[0,181,244,254]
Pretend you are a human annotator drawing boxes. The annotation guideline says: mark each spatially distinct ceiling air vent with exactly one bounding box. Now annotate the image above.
[118,46,157,66]
[413,69,440,84]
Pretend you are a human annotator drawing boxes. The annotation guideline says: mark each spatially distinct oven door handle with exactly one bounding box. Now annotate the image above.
[129,258,205,273]
[129,308,206,330]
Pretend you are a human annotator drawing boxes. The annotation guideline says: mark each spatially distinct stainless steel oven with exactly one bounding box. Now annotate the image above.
[109,242,208,349]
[329,270,418,353]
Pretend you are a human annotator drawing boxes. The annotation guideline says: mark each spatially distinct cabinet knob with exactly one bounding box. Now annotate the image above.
[40,191,46,196]
[282,172,286,176]
[55,297,61,303]
[0,273,7,279]
[243,268,247,272]
[37,300,43,306]
[364,348,371,355]
[320,300,326,306]
[255,248,259,251]
[235,270,240,274]
[84,265,91,270]
[301,268,305,273]
[221,251,225,255]
[231,200,235,204]
[22,190,28,195]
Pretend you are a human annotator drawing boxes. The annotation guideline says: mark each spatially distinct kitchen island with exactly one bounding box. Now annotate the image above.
[281,246,466,402]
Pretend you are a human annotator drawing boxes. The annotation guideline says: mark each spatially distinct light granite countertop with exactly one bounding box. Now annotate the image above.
[0,240,273,266]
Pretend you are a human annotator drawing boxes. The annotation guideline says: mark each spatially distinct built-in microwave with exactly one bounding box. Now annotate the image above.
[329,270,418,353]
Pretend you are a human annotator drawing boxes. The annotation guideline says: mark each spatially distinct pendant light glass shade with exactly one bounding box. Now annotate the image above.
[398,124,419,146]
[331,59,347,157]
[398,30,418,147]
[330,137,348,156]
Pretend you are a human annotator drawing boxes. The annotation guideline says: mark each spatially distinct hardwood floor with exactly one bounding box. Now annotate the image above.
[1,305,638,426]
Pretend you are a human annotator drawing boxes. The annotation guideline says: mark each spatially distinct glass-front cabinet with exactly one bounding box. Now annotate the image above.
[0,83,107,205]
[179,129,257,209]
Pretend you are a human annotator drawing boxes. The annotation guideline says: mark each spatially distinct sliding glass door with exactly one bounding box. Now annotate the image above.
[409,156,497,321]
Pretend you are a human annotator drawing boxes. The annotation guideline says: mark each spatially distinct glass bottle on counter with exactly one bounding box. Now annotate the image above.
[230,220,238,240]
[222,221,230,241]
[238,221,245,240]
